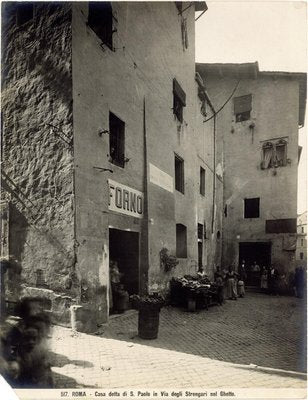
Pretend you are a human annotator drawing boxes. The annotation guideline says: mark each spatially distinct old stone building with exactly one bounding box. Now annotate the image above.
[197,62,306,282]
[1,2,225,329]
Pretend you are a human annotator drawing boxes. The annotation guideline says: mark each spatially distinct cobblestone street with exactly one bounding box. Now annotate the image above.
[48,293,307,389]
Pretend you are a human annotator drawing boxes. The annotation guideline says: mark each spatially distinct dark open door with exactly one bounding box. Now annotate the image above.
[109,228,139,295]
[239,242,271,286]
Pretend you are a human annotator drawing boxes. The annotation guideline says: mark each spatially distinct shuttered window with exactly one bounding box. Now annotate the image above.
[200,167,205,196]
[109,112,125,168]
[88,2,114,50]
[173,78,186,123]
[234,94,252,122]
[175,154,184,193]
[176,224,187,258]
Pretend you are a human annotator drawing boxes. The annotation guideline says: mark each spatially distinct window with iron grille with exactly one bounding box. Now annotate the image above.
[16,2,34,26]
[109,112,125,168]
[175,154,184,193]
[173,78,186,123]
[234,94,252,122]
[200,167,205,196]
[176,223,187,258]
[88,2,114,50]
[244,197,260,218]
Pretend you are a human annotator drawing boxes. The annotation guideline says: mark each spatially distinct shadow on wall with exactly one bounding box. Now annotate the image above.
[9,203,29,265]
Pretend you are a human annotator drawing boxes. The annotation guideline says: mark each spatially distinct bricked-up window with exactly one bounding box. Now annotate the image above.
[176,224,187,258]
[175,154,184,193]
[244,197,260,218]
[200,167,205,196]
[88,2,114,50]
[109,112,125,168]
[266,218,297,234]
[173,78,186,123]
[234,94,252,122]
[16,2,34,26]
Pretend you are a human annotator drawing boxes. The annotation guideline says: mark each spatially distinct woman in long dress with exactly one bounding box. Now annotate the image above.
[260,267,268,291]
[226,266,237,300]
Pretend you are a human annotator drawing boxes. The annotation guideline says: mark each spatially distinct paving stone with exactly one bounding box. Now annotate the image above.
[48,293,306,389]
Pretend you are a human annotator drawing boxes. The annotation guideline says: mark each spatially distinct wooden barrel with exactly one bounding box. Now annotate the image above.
[187,298,196,312]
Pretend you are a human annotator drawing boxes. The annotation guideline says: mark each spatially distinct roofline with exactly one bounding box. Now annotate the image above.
[196,63,307,126]
[195,2,208,12]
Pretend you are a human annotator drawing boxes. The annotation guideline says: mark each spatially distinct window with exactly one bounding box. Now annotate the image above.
[217,230,221,240]
[200,167,205,196]
[88,2,114,50]
[275,140,287,167]
[300,252,304,260]
[234,94,252,122]
[173,78,186,123]
[197,224,203,267]
[302,227,304,233]
[175,154,184,193]
[109,112,125,168]
[16,2,34,26]
[261,139,288,169]
[244,197,260,218]
[197,223,204,241]
[176,224,187,258]
[301,239,304,247]
[262,142,274,169]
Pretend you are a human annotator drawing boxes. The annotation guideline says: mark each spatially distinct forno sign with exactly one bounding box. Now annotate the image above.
[108,179,144,218]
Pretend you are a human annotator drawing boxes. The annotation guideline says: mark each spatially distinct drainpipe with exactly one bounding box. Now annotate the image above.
[211,114,216,234]
[141,97,149,295]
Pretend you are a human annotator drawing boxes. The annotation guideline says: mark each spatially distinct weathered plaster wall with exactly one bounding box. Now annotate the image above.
[194,88,223,279]
[72,2,213,317]
[1,4,76,299]
[203,74,299,273]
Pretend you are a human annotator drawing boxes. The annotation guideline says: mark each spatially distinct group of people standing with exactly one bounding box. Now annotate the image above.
[241,260,280,295]
[212,265,246,304]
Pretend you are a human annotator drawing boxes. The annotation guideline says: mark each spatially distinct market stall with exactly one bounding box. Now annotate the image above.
[170,276,219,312]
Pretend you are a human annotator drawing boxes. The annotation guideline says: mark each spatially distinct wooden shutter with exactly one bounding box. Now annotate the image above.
[234,94,252,114]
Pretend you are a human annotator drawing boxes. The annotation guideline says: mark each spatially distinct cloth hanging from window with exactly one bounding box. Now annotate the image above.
[181,18,189,50]
[263,145,273,168]
[275,142,287,166]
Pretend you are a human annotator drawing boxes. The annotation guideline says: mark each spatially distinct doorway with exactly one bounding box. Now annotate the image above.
[239,242,271,286]
[109,228,139,296]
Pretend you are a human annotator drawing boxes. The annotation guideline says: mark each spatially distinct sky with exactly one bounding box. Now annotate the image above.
[195,0,307,214]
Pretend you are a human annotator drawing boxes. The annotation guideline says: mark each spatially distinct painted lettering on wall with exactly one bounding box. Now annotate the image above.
[149,163,174,193]
[108,179,144,218]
